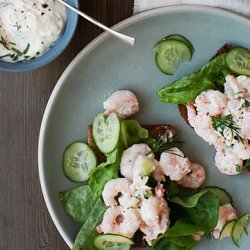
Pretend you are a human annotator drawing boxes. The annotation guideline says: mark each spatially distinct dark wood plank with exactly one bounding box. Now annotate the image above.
[0,1,134,249]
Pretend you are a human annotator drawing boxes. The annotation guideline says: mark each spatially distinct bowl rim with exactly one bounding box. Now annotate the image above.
[38,5,250,248]
[0,0,79,72]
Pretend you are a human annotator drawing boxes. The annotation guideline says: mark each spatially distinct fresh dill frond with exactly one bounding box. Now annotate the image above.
[211,114,243,143]
[151,133,184,155]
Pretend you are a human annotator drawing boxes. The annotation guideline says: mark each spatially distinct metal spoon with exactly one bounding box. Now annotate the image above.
[56,0,135,48]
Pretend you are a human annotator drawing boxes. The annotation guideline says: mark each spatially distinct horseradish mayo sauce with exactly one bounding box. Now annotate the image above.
[0,0,67,62]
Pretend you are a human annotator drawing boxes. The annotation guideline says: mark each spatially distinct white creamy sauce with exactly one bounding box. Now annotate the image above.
[0,0,67,62]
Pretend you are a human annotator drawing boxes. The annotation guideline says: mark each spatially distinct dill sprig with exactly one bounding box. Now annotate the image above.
[151,133,184,155]
[211,114,243,143]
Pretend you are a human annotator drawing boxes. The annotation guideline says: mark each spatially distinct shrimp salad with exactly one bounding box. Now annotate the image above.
[187,75,250,175]
[59,90,249,250]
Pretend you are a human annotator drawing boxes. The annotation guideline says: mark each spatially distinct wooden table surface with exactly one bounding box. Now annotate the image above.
[0,1,134,249]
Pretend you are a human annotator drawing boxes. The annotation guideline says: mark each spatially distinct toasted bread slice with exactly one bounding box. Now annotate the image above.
[178,44,233,126]
[88,124,176,163]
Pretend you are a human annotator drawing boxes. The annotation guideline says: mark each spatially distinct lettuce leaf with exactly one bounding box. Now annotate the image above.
[72,198,106,250]
[157,53,232,104]
[88,145,122,200]
[121,120,148,148]
[59,185,94,224]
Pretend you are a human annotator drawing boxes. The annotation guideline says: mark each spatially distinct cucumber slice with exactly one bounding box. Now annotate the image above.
[138,158,155,176]
[164,34,194,53]
[226,47,250,76]
[62,141,97,182]
[93,113,120,154]
[154,39,192,75]
[93,234,134,250]
[232,214,250,247]
[219,220,236,240]
[200,186,232,205]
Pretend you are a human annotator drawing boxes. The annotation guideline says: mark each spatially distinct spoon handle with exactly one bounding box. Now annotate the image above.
[57,0,135,48]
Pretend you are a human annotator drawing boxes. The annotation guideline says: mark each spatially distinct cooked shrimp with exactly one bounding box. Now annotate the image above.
[130,155,155,198]
[215,150,243,175]
[155,184,165,198]
[224,98,250,141]
[152,160,166,183]
[224,75,250,100]
[102,178,132,207]
[159,148,191,181]
[97,206,141,238]
[224,75,245,99]
[232,138,250,160]
[140,196,170,245]
[187,102,223,146]
[213,203,237,239]
[239,75,250,99]
[120,143,154,181]
[103,90,139,119]
[177,163,206,189]
[195,90,226,116]
[241,110,250,139]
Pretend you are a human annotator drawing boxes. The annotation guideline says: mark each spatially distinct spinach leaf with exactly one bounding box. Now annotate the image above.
[153,235,197,250]
[162,220,203,237]
[165,192,219,236]
[169,190,219,232]
[59,185,94,224]
[163,178,180,197]
[72,198,106,250]
[157,53,232,104]
[121,120,148,148]
[184,192,219,231]
[154,191,219,250]
[88,145,122,200]
[169,188,218,208]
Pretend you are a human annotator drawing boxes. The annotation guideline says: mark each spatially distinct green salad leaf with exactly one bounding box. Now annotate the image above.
[153,235,197,250]
[184,192,219,231]
[169,188,217,208]
[157,53,232,104]
[72,198,106,250]
[169,191,219,233]
[88,145,122,200]
[121,120,148,148]
[163,178,180,197]
[59,185,94,224]
[154,190,219,249]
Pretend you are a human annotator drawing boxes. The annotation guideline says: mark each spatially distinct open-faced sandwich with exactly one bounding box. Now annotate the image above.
[156,36,250,176]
